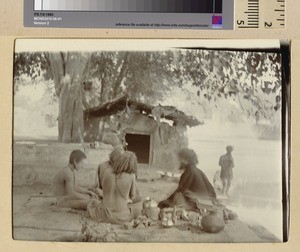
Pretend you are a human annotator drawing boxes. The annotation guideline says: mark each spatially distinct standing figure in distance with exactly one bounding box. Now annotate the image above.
[219,146,235,197]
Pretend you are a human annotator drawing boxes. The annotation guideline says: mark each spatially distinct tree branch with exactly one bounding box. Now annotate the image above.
[112,52,130,98]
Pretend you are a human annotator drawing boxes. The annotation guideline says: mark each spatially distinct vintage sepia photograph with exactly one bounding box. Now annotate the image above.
[12,39,286,243]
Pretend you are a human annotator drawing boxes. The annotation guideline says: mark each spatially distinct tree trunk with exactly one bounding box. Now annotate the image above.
[49,52,89,143]
[83,115,101,142]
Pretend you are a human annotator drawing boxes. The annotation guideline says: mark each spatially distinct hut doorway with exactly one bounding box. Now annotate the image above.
[125,133,150,164]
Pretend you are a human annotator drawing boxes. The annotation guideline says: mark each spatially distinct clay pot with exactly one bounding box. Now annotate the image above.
[143,197,158,208]
[228,212,238,220]
[162,218,174,228]
[142,197,160,221]
[201,212,225,233]
[143,208,160,221]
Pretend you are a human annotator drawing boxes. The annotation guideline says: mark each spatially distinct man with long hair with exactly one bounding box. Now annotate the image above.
[90,147,124,198]
[53,150,98,210]
[87,151,142,224]
[158,148,216,210]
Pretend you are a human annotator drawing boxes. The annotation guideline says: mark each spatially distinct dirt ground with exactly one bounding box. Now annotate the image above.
[12,166,280,243]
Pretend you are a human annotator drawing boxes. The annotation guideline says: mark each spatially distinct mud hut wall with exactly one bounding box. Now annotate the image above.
[122,112,189,171]
[84,115,102,142]
[151,122,188,171]
[122,112,157,164]
[122,112,157,133]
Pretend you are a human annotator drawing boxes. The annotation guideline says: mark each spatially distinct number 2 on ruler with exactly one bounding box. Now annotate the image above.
[264,0,285,29]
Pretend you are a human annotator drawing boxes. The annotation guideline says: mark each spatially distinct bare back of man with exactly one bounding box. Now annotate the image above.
[53,166,90,210]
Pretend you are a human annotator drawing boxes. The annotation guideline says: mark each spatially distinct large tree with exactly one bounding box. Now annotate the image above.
[49,52,90,143]
[14,49,282,142]
[170,49,281,120]
[84,51,174,107]
[82,51,176,141]
[14,51,175,142]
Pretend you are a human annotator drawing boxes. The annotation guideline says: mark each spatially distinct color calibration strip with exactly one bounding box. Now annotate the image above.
[34,0,223,13]
[25,0,234,29]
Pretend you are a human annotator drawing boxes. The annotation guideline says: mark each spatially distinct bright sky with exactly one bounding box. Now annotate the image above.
[17,84,45,102]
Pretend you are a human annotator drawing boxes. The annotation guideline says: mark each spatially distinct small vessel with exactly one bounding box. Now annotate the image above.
[142,197,160,221]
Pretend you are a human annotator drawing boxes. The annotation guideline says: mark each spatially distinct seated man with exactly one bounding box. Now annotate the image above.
[91,147,124,198]
[158,148,216,210]
[87,151,142,224]
[53,150,98,210]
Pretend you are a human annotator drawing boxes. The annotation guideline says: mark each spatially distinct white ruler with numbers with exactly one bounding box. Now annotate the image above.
[236,0,286,29]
